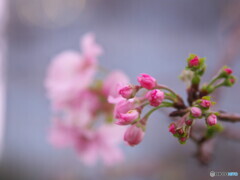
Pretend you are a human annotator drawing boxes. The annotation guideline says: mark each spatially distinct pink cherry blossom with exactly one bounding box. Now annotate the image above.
[66,90,100,127]
[114,99,138,125]
[81,33,103,59]
[73,124,125,166]
[115,110,139,125]
[137,73,156,89]
[49,120,125,166]
[45,33,102,110]
[146,89,165,107]
[103,70,129,104]
[206,114,217,126]
[124,124,144,146]
[95,125,125,166]
[190,107,202,118]
[48,120,78,148]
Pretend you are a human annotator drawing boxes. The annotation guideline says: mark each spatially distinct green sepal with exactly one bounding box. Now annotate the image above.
[202,96,211,100]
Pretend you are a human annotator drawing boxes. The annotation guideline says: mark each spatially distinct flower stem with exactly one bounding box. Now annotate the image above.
[157,84,178,97]
[143,102,173,119]
[207,75,220,88]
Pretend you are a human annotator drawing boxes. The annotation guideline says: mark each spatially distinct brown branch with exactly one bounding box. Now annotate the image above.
[218,112,240,122]
[169,109,240,123]
[220,127,240,142]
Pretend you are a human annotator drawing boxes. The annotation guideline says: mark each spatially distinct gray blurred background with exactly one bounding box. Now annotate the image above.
[1,0,240,179]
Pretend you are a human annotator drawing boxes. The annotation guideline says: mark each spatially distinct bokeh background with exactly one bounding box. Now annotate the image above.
[1,0,240,179]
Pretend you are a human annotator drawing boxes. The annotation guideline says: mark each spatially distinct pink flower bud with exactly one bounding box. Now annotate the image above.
[124,124,144,146]
[200,100,212,108]
[177,128,184,136]
[185,119,193,126]
[191,107,202,117]
[137,73,156,90]
[188,56,200,67]
[169,123,176,134]
[206,114,217,126]
[179,137,187,143]
[146,89,165,107]
[224,68,233,75]
[230,78,235,84]
[119,85,135,99]
[115,110,139,125]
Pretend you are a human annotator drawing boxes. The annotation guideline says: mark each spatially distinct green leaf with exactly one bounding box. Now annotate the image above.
[205,123,224,138]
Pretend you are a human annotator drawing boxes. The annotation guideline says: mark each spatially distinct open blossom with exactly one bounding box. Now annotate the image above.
[74,124,125,166]
[114,99,138,125]
[115,110,139,125]
[206,114,217,126]
[188,56,200,67]
[46,33,131,166]
[81,33,103,59]
[200,99,212,108]
[190,107,202,118]
[49,120,125,166]
[146,89,165,107]
[124,124,144,146]
[103,71,130,104]
[45,33,102,110]
[67,90,100,127]
[137,73,156,89]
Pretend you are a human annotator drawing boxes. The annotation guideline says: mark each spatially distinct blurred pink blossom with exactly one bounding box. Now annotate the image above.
[49,119,125,166]
[103,70,129,104]
[46,33,129,166]
[45,33,102,110]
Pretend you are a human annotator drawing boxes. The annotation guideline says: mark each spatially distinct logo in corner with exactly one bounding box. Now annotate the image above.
[210,171,215,177]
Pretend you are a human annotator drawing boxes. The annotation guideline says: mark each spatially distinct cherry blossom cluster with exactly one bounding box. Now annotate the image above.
[169,96,218,144]
[45,33,129,166]
[45,33,238,165]
[113,54,237,145]
[113,74,179,146]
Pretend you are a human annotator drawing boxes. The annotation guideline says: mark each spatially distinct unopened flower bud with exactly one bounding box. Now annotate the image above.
[124,124,145,146]
[191,107,202,118]
[146,89,165,107]
[179,137,187,144]
[137,73,156,90]
[188,56,200,67]
[206,114,217,126]
[185,119,193,126]
[230,78,236,84]
[223,76,236,87]
[169,123,177,134]
[200,99,212,108]
[224,68,233,75]
[220,66,233,78]
[119,85,136,99]
[177,128,184,136]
